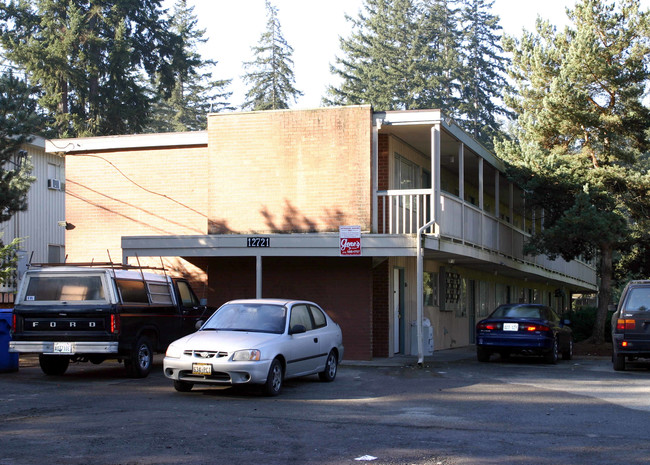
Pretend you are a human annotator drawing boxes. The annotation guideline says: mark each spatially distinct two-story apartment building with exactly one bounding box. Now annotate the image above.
[1,136,66,304]
[45,106,597,360]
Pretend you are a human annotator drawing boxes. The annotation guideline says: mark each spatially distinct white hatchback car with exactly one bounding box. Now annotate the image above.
[163,298,344,396]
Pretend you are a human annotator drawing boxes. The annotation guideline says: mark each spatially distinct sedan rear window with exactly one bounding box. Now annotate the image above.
[491,305,542,319]
[623,287,650,312]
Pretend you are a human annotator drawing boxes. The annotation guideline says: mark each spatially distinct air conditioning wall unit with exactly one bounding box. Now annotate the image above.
[47,179,61,190]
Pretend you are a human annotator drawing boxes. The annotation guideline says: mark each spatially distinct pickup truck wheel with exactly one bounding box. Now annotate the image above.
[39,354,70,376]
[125,336,153,378]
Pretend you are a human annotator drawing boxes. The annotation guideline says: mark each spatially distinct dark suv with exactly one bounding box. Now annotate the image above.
[611,280,650,371]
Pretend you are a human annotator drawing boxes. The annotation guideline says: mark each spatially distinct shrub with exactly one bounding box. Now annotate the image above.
[568,306,612,342]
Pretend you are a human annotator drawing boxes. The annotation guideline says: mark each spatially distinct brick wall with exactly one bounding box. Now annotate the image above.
[207,256,374,360]
[65,146,209,263]
[207,106,373,234]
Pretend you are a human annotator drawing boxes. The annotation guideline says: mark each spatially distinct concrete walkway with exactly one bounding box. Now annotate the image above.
[342,345,476,367]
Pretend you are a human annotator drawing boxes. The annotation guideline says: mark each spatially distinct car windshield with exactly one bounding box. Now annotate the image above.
[623,287,650,313]
[490,305,542,319]
[202,303,287,334]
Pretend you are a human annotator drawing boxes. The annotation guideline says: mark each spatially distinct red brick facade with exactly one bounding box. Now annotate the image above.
[65,146,209,262]
[196,256,374,361]
[61,106,384,360]
[207,106,372,234]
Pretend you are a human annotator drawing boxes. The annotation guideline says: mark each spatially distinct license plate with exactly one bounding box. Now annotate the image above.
[192,363,212,375]
[53,342,74,354]
[503,323,519,331]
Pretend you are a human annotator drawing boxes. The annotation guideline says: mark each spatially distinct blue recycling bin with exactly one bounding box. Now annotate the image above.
[0,309,19,372]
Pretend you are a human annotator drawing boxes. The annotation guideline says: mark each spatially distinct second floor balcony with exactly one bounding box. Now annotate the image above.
[372,110,596,288]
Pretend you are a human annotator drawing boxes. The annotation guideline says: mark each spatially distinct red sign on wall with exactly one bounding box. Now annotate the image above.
[339,225,361,256]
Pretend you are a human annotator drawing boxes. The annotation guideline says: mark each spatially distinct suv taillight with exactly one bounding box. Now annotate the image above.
[616,319,636,331]
[110,314,120,334]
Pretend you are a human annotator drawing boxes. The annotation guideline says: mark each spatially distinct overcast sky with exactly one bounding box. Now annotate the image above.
[175,0,648,109]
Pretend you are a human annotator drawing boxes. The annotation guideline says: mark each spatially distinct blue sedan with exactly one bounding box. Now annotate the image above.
[476,304,573,363]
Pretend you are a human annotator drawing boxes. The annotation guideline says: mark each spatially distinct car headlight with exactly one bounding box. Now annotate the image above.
[232,349,261,361]
[166,343,183,358]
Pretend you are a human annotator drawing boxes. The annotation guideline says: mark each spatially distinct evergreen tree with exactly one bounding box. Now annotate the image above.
[496,0,650,343]
[325,0,425,110]
[0,0,184,136]
[0,70,40,222]
[147,0,232,132]
[326,0,509,147]
[419,0,463,111]
[457,0,510,149]
[242,1,302,111]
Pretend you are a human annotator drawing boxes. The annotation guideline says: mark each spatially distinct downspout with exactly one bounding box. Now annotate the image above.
[416,219,437,366]
[416,122,441,366]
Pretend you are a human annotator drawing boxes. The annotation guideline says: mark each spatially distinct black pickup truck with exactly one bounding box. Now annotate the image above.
[9,264,211,378]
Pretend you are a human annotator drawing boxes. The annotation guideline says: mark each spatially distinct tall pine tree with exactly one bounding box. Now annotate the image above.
[241,1,302,111]
[496,0,650,343]
[327,0,509,147]
[147,0,232,132]
[419,0,463,111]
[325,0,424,110]
[457,0,510,149]
[0,0,184,136]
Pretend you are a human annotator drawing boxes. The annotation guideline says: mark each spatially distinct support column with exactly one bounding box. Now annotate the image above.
[431,124,441,234]
[458,143,464,241]
[256,256,262,299]
[372,119,380,233]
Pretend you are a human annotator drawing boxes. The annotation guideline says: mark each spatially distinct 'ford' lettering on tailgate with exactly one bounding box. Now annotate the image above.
[29,320,102,330]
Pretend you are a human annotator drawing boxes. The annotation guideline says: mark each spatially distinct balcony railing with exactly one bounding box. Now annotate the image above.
[377,189,434,235]
[376,189,596,285]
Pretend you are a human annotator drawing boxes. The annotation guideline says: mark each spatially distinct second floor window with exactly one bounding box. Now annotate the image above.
[394,153,419,190]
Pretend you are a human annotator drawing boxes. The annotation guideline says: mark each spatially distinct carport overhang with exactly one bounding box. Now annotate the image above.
[122,233,596,294]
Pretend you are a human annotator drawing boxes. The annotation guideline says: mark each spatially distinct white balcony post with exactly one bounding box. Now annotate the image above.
[431,124,441,233]
[458,143,464,241]
[495,171,500,249]
[479,157,484,248]
[372,120,379,233]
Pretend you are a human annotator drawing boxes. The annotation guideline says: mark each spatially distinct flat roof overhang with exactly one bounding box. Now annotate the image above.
[122,233,596,293]
[122,234,419,259]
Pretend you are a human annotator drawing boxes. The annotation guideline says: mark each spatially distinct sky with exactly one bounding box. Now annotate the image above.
[176,0,647,110]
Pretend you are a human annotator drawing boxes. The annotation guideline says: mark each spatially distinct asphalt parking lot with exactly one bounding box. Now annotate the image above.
[2,349,650,465]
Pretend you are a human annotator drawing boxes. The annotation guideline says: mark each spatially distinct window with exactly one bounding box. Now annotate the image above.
[290,304,313,331]
[116,279,149,304]
[176,281,198,307]
[423,271,438,307]
[309,305,327,329]
[48,245,64,263]
[24,276,105,302]
[394,153,419,190]
[148,282,172,305]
